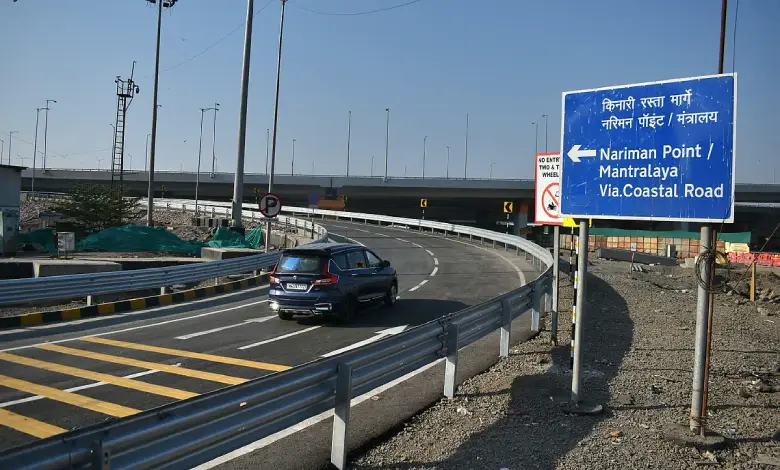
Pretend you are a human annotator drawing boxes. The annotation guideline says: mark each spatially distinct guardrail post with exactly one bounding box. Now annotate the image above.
[531,281,542,333]
[444,323,460,399]
[500,298,512,358]
[161,286,168,295]
[91,440,110,469]
[331,362,353,470]
[86,295,93,306]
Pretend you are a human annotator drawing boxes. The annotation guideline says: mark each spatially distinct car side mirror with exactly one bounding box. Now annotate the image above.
[379,260,391,268]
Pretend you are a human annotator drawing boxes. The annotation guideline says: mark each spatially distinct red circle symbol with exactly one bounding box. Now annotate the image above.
[541,182,560,220]
[258,192,282,218]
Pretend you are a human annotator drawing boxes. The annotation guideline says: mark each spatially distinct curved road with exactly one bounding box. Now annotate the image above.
[0,220,534,456]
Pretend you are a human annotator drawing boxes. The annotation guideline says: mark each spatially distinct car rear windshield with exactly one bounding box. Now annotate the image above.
[276,253,324,274]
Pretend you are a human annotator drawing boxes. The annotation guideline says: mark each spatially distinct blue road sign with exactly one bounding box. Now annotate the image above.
[308,192,319,205]
[559,74,736,223]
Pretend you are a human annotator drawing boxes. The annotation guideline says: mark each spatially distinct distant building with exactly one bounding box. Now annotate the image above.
[0,164,24,256]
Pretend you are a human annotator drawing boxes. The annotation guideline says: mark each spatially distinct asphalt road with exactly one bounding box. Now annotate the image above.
[0,220,535,458]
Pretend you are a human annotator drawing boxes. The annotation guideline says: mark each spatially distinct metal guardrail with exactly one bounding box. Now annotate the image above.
[0,200,553,470]
[0,204,327,306]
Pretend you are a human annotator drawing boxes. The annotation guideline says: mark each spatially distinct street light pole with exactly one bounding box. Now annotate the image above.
[446,145,450,179]
[542,114,549,152]
[532,121,539,155]
[43,99,56,171]
[0,139,4,165]
[32,107,46,197]
[384,108,390,180]
[8,131,17,165]
[145,0,174,226]
[422,135,427,178]
[232,0,258,229]
[211,102,220,177]
[490,161,495,179]
[371,156,374,177]
[346,110,351,177]
[265,128,270,175]
[291,139,296,175]
[464,113,469,179]
[196,107,208,216]
[265,0,287,251]
[145,133,151,172]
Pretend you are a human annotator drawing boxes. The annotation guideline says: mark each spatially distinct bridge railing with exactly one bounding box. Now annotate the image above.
[0,201,553,470]
[0,203,327,307]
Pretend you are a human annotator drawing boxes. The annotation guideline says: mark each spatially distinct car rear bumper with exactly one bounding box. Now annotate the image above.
[269,292,343,316]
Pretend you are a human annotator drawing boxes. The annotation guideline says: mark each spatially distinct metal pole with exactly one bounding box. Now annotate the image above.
[265,128,270,174]
[446,145,450,179]
[543,114,548,152]
[422,135,427,178]
[571,220,589,403]
[32,109,42,196]
[690,225,712,432]
[144,133,150,172]
[346,110,351,177]
[370,156,374,177]
[146,0,163,226]
[265,0,287,253]
[195,108,205,216]
[291,139,295,175]
[384,108,389,180]
[700,229,717,434]
[0,139,4,165]
[231,0,256,229]
[9,131,17,165]
[211,102,219,176]
[533,121,539,155]
[464,113,469,179]
[551,224,560,345]
[718,0,728,75]
[43,99,56,171]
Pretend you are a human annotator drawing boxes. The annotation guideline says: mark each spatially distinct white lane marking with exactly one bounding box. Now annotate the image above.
[238,326,321,350]
[328,224,348,229]
[331,232,365,247]
[430,266,438,277]
[175,316,276,340]
[375,233,390,237]
[354,228,371,233]
[321,325,408,358]
[192,357,445,470]
[0,300,270,353]
[412,242,423,248]
[0,369,161,408]
[395,238,409,243]
[0,284,271,336]
[434,257,439,266]
[408,279,428,292]
[425,249,434,256]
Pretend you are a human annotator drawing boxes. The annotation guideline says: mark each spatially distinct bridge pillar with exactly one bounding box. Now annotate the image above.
[513,201,529,238]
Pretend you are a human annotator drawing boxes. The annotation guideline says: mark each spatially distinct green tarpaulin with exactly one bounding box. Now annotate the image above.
[17,228,57,253]
[244,226,264,249]
[206,227,252,249]
[77,225,206,256]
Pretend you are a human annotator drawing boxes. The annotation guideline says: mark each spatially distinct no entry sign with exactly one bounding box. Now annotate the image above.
[534,152,562,225]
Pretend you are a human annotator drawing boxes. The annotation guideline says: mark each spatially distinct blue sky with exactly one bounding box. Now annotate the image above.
[0,0,777,182]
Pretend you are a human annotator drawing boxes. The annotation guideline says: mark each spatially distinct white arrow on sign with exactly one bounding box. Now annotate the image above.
[321,325,408,357]
[567,144,597,163]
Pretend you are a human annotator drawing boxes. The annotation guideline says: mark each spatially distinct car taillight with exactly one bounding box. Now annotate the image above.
[312,261,339,286]
[269,267,279,284]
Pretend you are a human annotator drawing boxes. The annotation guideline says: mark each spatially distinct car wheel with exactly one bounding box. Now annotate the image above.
[278,311,293,321]
[384,283,398,307]
[336,296,356,323]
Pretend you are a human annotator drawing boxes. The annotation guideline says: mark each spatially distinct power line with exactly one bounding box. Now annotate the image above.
[160,0,275,74]
[290,0,427,16]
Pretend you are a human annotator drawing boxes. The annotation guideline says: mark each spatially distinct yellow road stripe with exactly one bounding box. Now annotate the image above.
[0,352,196,400]
[82,337,290,372]
[0,374,138,418]
[0,408,66,439]
[40,344,246,386]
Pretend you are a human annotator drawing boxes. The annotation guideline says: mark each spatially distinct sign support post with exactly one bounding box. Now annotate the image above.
[571,220,589,404]
[550,224,560,345]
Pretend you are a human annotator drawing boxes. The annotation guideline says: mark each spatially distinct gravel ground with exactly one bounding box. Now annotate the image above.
[348,258,780,470]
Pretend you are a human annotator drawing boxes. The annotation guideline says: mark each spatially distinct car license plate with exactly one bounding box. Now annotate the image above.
[286,283,308,291]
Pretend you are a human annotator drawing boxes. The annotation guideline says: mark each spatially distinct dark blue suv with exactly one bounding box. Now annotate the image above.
[268,243,398,321]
